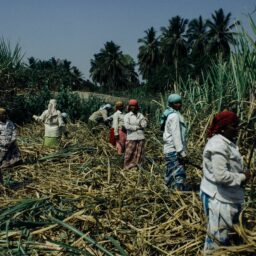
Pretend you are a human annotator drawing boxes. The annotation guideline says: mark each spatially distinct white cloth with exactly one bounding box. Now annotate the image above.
[112,110,125,136]
[200,134,246,204]
[204,196,241,254]
[89,109,108,122]
[124,111,147,140]
[163,111,187,156]
[33,110,65,137]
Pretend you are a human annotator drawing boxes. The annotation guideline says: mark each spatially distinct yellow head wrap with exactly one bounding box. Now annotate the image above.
[115,101,124,108]
[0,108,6,115]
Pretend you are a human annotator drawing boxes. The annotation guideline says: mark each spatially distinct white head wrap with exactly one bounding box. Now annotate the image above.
[45,99,58,121]
[100,104,112,110]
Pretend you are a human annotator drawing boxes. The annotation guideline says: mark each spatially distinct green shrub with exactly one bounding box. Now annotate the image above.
[25,86,52,119]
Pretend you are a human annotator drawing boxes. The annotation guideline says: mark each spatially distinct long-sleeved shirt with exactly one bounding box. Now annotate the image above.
[0,120,16,151]
[124,111,147,140]
[34,110,65,137]
[112,110,125,136]
[200,134,246,204]
[163,110,187,156]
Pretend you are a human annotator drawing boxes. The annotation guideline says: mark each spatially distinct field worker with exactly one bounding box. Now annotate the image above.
[33,99,66,147]
[0,108,21,184]
[88,104,112,128]
[163,94,187,191]
[111,101,127,155]
[200,111,250,254]
[124,99,147,170]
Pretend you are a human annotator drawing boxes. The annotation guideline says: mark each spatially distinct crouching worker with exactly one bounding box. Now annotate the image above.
[88,104,112,129]
[162,94,187,191]
[33,99,66,148]
[0,108,21,184]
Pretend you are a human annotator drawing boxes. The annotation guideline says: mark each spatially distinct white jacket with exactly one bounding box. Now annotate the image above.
[112,110,125,136]
[163,111,187,156]
[200,134,246,203]
[124,111,147,140]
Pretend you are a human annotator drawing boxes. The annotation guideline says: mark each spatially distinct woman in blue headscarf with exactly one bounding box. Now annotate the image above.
[162,94,188,191]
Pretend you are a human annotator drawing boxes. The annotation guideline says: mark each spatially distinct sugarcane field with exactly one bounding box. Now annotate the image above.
[0,91,255,256]
[1,2,256,256]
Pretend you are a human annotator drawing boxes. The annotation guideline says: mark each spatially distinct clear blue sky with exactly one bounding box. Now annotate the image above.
[0,0,255,79]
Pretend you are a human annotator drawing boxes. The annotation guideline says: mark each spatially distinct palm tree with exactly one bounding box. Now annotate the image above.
[90,41,138,91]
[137,27,161,80]
[187,16,209,77]
[0,39,24,89]
[187,16,207,55]
[160,16,188,80]
[206,8,239,57]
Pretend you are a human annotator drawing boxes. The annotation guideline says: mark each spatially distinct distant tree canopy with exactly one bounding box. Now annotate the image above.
[0,8,242,94]
[23,57,94,91]
[137,8,239,91]
[0,39,95,92]
[89,41,139,91]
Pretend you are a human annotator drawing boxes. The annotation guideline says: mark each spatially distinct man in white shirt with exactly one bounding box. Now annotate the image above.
[163,94,187,191]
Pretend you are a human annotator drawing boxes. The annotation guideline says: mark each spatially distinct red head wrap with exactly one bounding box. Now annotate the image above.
[207,111,238,138]
[128,99,139,112]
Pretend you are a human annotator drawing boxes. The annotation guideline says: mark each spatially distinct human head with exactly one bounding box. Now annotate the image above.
[0,108,7,122]
[47,99,57,116]
[115,101,124,111]
[168,94,182,110]
[128,99,139,113]
[49,99,57,106]
[208,111,239,140]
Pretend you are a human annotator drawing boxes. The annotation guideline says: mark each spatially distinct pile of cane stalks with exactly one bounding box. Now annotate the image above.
[0,121,255,256]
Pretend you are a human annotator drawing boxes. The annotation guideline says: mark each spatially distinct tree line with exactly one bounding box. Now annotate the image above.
[0,8,241,93]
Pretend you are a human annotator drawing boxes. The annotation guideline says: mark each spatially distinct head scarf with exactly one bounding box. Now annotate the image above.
[46,99,58,120]
[0,108,6,115]
[128,99,139,112]
[115,101,124,110]
[61,112,68,118]
[208,111,238,138]
[168,94,182,104]
[100,104,112,110]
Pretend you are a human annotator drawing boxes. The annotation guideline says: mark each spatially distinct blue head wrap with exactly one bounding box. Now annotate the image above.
[168,94,182,104]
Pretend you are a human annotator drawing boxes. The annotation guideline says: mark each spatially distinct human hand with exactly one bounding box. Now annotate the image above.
[241,171,252,187]
[5,141,14,148]
[245,171,252,182]
[177,152,187,165]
